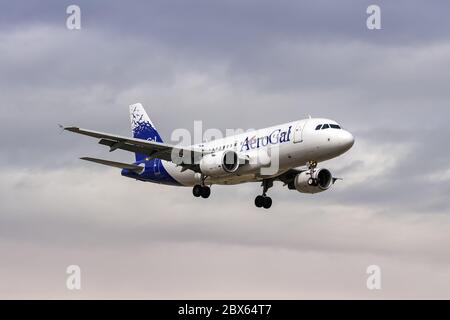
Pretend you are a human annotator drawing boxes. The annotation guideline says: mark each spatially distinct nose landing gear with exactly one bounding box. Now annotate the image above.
[254,179,273,209]
[307,160,319,186]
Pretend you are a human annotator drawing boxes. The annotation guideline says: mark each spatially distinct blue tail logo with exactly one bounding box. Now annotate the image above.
[129,103,163,161]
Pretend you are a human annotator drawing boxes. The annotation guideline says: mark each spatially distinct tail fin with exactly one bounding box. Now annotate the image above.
[129,103,163,162]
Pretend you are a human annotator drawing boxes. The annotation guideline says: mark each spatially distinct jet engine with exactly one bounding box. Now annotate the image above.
[199,150,240,177]
[294,168,333,194]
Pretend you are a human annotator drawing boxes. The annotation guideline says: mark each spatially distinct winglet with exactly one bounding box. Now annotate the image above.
[64,126,80,133]
[57,124,65,134]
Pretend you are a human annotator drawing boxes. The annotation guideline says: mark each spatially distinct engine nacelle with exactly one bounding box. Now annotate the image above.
[294,168,333,194]
[199,150,239,177]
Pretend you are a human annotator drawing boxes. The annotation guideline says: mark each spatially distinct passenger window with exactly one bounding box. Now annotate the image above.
[322,124,330,129]
[315,124,322,130]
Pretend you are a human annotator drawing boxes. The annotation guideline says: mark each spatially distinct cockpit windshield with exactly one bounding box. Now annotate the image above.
[315,123,341,130]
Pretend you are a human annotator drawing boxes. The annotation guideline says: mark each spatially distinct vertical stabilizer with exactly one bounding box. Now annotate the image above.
[129,103,163,161]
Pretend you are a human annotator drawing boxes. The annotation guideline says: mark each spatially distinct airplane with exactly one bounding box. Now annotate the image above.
[64,103,354,209]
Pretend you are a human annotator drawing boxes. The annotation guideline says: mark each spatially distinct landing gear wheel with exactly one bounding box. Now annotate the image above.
[192,184,202,197]
[262,197,272,209]
[308,178,316,186]
[255,195,264,208]
[255,179,274,209]
[255,195,272,209]
[200,186,211,198]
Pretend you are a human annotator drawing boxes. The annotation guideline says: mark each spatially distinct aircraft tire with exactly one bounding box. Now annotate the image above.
[263,197,272,209]
[255,195,264,208]
[193,185,202,197]
[200,186,211,198]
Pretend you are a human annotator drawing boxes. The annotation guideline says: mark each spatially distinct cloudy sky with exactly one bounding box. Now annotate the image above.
[1,0,450,299]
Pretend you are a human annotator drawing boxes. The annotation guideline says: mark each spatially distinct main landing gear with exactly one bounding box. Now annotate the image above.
[255,179,273,209]
[193,184,211,199]
[193,174,211,199]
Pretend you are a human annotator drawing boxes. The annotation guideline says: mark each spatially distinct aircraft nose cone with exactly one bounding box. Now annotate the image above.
[341,130,355,150]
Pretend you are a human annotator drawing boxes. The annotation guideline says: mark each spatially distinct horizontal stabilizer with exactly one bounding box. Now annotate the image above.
[80,157,144,173]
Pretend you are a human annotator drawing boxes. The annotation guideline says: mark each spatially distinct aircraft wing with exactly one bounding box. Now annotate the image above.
[275,167,306,186]
[64,127,205,165]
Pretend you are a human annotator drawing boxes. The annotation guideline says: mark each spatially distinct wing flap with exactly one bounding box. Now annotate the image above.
[98,138,159,158]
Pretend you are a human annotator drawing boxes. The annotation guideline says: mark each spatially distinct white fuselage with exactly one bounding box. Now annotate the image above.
[161,117,354,186]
